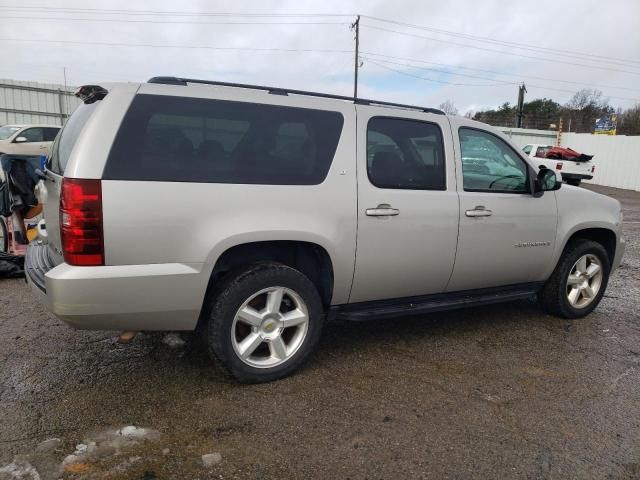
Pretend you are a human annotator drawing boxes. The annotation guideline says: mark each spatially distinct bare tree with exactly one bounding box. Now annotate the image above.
[438,100,458,116]
[618,103,640,135]
[565,89,612,133]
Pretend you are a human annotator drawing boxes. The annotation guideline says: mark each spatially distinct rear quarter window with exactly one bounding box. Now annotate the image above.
[48,103,99,175]
[103,94,344,185]
[535,146,551,157]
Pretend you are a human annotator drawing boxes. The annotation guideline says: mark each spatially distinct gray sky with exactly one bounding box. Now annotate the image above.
[2,0,639,114]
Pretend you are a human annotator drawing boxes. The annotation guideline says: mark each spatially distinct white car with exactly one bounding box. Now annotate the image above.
[0,124,61,157]
[522,144,594,186]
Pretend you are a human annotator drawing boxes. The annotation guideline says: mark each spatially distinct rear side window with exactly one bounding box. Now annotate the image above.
[104,94,345,185]
[535,146,551,158]
[48,102,99,175]
[43,127,60,141]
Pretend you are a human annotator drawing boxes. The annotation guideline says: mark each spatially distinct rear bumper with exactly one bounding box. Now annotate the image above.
[561,172,593,181]
[26,243,207,331]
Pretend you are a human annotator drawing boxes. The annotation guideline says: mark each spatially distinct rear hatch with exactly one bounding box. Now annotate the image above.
[42,96,104,264]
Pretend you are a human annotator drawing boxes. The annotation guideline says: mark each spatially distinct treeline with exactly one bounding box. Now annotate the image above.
[467,89,640,135]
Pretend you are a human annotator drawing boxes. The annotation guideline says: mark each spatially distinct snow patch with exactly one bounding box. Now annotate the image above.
[0,460,41,480]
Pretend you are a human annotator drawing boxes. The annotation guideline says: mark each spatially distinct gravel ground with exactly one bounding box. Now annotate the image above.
[0,184,638,480]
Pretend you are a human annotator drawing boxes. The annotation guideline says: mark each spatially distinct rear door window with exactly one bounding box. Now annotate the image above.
[104,95,344,185]
[366,117,446,190]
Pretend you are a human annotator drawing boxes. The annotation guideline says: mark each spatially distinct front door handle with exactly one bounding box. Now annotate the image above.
[465,206,493,217]
[366,204,400,217]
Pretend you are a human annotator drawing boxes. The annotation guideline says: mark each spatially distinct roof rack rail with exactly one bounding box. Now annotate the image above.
[147,76,445,115]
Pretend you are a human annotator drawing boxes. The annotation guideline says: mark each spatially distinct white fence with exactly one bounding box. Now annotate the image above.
[0,79,80,126]
[501,127,640,191]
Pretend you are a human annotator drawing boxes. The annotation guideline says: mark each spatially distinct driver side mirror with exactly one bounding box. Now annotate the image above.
[14,136,27,143]
[535,168,561,194]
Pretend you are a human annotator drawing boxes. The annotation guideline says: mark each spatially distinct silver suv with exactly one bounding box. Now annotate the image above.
[26,77,625,382]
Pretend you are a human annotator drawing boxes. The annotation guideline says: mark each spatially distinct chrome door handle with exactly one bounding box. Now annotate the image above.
[465,206,493,217]
[366,204,400,217]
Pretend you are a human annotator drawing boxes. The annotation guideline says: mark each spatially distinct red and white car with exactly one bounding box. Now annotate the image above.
[522,144,595,186]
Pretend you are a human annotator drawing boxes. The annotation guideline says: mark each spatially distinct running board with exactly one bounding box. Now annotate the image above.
[332,283,543,322]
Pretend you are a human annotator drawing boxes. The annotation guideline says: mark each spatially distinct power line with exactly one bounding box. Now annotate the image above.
[361,25,640,77]
[362,56,519,85]
[366,57,640,102]
[360,15,640,67]
[2,5,636,67]
[0,6,356,18]
[0,15,350,26]
[0,37,353,54]
[524,83,640,102]
[365,58,515,87]
[361,53,640,93]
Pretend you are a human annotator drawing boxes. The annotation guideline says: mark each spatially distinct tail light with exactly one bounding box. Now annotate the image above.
[60,178,104,266]
[556,162,563,170]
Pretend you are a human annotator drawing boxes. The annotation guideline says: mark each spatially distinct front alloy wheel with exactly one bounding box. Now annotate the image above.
[538,239,610,319]
[566,254,603,309]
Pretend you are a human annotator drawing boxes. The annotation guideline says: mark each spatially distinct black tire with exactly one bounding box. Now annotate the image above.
[0,218,7,253]
[566,179,581,187]
[538,239,610,319]
[206,262,324,383]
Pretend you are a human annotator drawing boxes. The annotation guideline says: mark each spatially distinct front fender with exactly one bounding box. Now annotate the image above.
[548,186,623,277]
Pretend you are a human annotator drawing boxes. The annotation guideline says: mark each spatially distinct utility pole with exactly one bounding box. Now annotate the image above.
[352,15,360,100]
[63,66,70,122]
[556,117,563,146]
[516,83,526,128]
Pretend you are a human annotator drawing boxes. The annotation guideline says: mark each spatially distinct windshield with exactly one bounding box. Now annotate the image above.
[0,126,21,140]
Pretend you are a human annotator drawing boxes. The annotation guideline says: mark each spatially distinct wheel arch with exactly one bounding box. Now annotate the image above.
[560,227,617,266]
[203,240,335,311]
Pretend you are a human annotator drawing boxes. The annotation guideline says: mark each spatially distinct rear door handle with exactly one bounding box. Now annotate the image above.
[465,206,493,217]
[366,204,400,217]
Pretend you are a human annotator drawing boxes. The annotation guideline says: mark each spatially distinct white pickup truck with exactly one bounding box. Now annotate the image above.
[522,144,595,186]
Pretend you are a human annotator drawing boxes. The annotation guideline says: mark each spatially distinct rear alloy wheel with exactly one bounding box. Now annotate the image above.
[207,263,324,383]
[231,286,310,369]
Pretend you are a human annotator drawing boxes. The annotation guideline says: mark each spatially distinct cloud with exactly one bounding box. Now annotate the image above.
[1,0,639,113]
